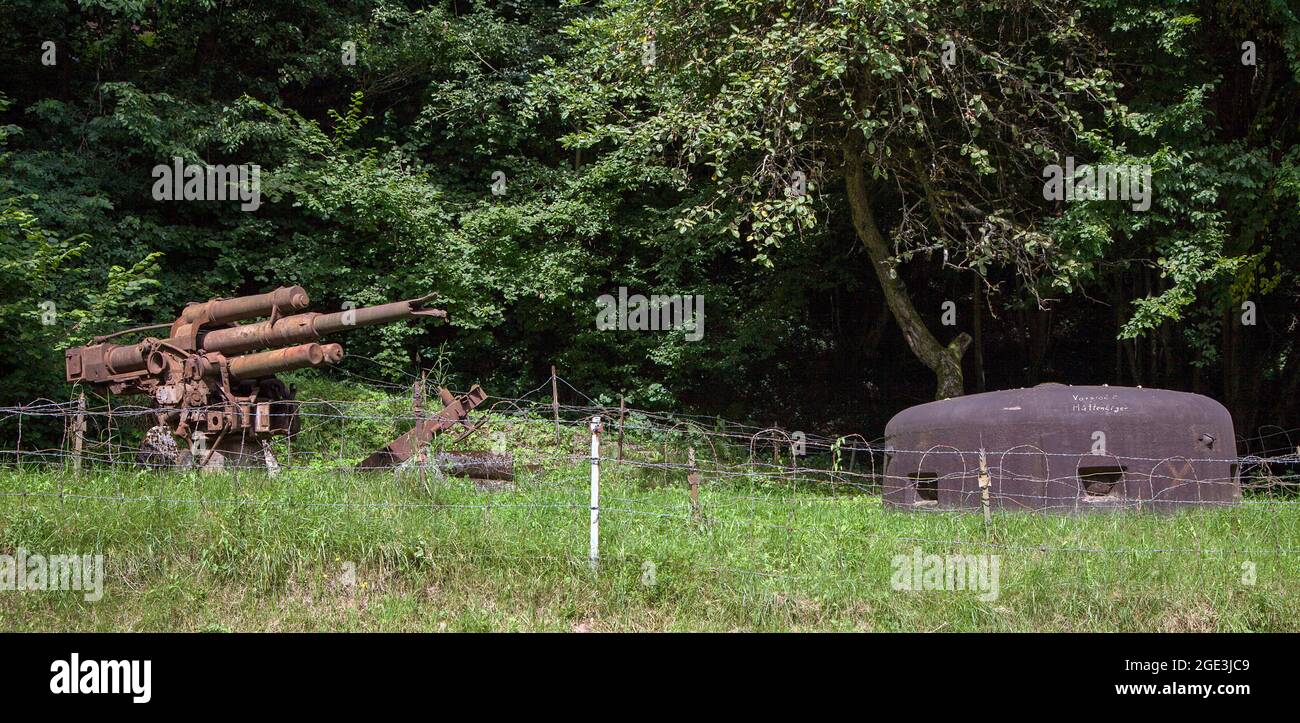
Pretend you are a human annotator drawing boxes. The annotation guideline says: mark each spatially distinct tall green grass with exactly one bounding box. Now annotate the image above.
[2,454,1297,631]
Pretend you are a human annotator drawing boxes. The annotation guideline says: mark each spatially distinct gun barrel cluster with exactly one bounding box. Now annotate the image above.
[65,287,445,386]
[198,297,443,357]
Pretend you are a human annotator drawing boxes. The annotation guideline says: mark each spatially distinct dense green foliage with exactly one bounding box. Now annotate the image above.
[1,0,1297,436]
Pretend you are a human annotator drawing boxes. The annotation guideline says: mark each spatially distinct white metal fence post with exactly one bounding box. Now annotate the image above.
[979,448,991,526]
[589,415,602,572]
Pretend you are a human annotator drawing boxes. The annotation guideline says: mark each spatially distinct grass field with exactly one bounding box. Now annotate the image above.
[2,453,1298,632]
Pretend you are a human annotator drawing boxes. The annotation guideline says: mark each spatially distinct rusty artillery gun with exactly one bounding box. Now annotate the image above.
[64,286,496,472]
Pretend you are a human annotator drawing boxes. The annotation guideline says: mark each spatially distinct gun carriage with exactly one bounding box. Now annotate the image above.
[65,287,495,473]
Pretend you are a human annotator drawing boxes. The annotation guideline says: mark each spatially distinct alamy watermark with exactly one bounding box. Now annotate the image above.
[0,547,104,602]
[890,546,1000,602]
[1042,156,1152,211]
[152,156,261,211]
[596,287,705,341]
[50,654,151,703]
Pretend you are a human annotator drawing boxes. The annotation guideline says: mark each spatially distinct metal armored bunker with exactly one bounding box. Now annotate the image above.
[882,384,1240,512]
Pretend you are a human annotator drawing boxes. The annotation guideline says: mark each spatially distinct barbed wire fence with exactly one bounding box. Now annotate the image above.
[2,364,1300,601]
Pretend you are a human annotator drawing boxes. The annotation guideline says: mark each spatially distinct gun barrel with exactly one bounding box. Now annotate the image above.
[313,298,446,335]
[180,286,309,327]
[226,343,342,380]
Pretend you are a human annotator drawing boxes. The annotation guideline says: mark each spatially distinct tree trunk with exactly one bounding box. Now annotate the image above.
[863,299,892,357]
[843,138,971,399]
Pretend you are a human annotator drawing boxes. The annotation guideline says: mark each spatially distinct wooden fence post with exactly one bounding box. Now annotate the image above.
[105,391,114,464]
[687,446,702,522]
[72,392,86,475]
[414,371,427,491]
[617,393,625,462]
[550,364,561,442]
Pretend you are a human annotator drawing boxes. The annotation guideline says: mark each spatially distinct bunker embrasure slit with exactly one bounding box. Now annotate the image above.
[1078,466,1126,497]
[908,472,938,503]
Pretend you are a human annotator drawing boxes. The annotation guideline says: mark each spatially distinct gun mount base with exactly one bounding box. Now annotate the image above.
[176,437,280,472]
[137,427,281,472]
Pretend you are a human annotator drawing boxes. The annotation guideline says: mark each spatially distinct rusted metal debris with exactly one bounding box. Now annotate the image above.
[355,385,516,482]
[882,383,1240,512]
[359,385,485,466]
[64,286,502,473]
